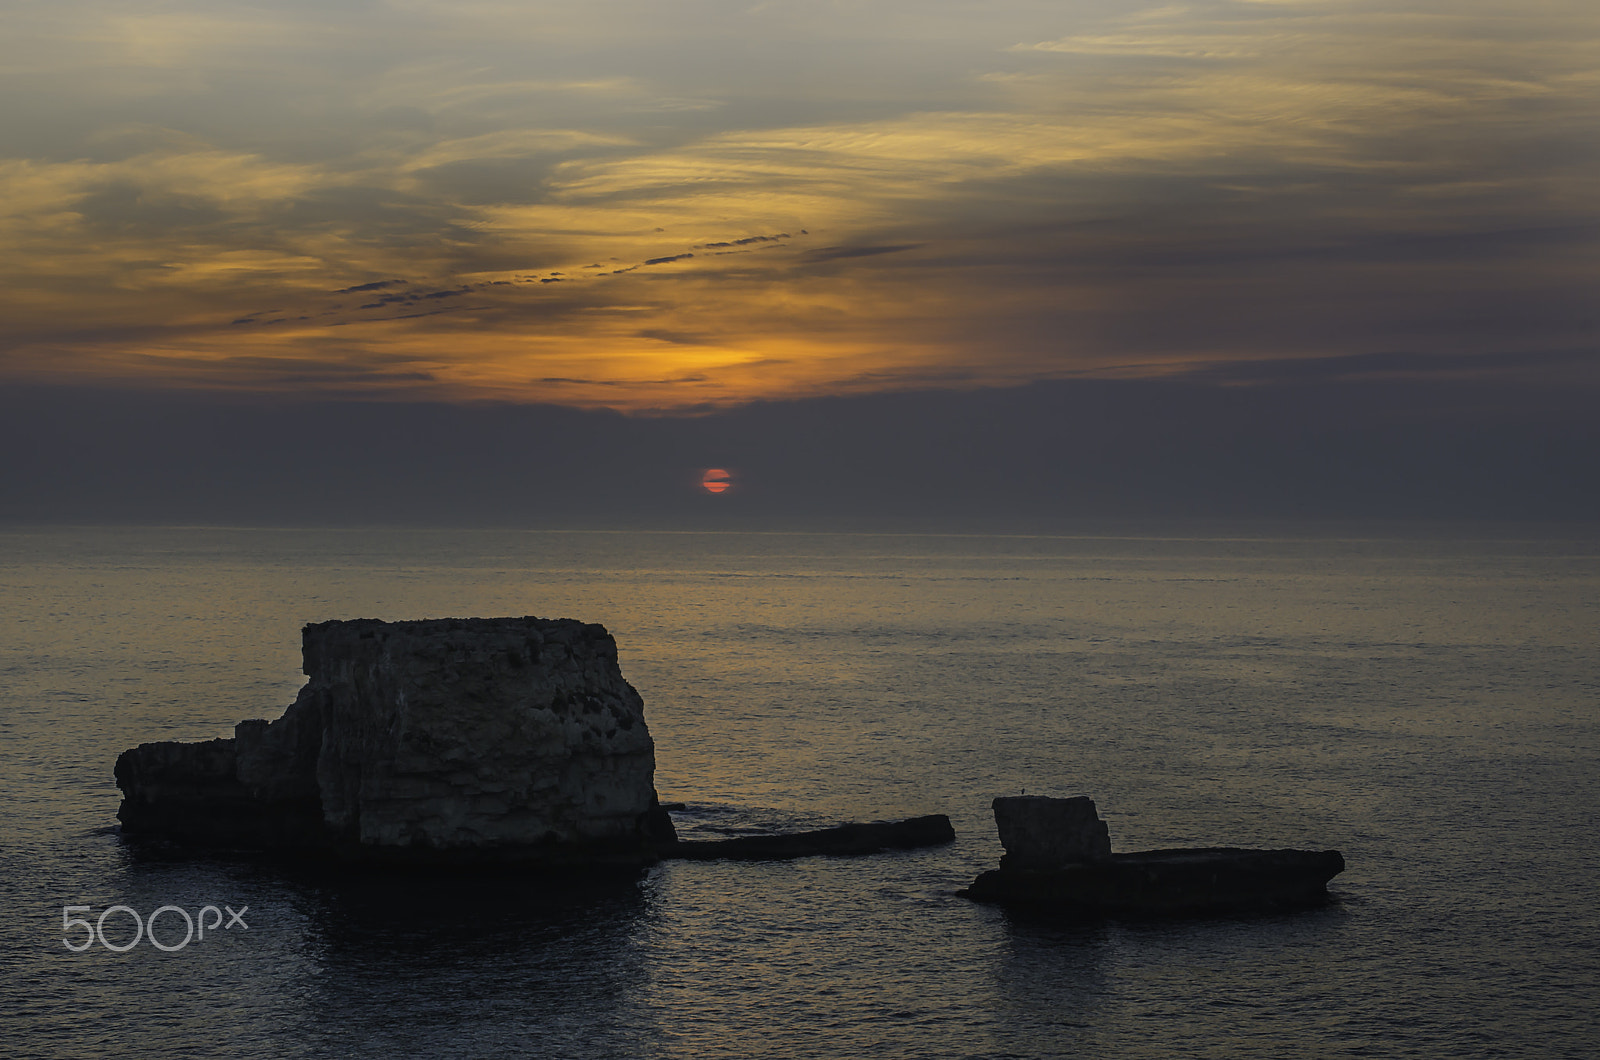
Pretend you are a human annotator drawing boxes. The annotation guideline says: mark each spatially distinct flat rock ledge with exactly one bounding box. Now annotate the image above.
[666,815,955,861]
[960,796,1344,915]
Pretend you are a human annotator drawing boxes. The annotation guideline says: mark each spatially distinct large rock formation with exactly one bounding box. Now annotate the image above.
[116,617,675,867]
[962,795,1344,915]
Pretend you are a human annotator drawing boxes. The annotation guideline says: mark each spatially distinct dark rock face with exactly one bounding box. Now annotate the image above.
[993,795,1111,868]
[962,848,1346,914]
[667,815,956,861]
[112,737,324,848]
[962,796,1345,915]
[116,617,673,867]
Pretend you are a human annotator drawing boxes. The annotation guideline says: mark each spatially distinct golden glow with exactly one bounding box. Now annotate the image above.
[1,1,1595,409]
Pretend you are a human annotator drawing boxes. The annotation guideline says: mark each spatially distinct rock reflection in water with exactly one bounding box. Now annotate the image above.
[292,870,656,1058]
[988,909,1111,1054]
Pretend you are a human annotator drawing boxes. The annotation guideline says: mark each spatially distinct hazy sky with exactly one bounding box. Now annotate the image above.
[4,0,1596,412]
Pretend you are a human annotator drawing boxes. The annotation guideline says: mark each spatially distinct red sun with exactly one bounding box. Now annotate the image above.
[700,468,732,494]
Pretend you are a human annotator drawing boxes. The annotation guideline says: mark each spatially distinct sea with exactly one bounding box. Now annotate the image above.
[1,524,1596,1059]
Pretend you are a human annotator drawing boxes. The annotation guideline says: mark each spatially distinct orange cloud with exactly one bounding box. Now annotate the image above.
[1,0,1595,409]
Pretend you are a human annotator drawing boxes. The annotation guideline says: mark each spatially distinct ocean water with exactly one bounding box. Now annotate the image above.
[1,524,1597,1058]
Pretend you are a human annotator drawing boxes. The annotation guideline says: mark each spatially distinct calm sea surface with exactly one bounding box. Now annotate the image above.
[1,525,1597,1058]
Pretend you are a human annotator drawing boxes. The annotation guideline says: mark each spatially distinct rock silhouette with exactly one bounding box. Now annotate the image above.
[962,795,1344,914]
[114,616,953,869]
[116,617,674,866]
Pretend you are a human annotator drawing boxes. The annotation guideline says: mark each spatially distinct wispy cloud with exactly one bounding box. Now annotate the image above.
[1,0,1595,409]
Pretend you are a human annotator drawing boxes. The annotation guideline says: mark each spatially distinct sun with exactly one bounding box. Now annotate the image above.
[700,468,732,494]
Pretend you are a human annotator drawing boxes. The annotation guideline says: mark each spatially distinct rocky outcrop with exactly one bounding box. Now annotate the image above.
[667,814,955,861]
[992,795,1110,868]
[111,736,322,848]
[116,617,675,867]
[962,795,1344,915]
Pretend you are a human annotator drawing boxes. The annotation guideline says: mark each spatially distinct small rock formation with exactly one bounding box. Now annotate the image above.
[668,815,955,861]
[993,795,1110,868]
[962,795,1344,915]
[116,617,676,867]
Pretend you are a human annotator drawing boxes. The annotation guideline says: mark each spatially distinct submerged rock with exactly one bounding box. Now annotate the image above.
[961,795,1344,915]
[116,617,675,867]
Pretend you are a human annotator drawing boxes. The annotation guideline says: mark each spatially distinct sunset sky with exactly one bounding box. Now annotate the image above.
[2,1,1596,523]
[5,0,1595,408]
